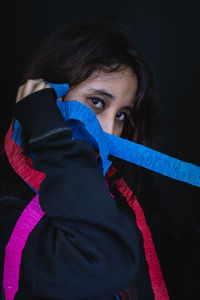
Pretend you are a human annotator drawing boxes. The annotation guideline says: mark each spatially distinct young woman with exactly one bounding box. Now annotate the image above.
[0,16,169,300]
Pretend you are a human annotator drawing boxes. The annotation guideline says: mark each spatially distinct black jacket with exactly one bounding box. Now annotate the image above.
[0,89,140,300]
[2,88,199,300]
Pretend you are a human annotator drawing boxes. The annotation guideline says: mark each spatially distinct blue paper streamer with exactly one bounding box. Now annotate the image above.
[12,81,200,187]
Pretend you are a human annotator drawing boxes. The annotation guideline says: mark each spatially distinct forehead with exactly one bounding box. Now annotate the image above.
[73,68,138,106]
[82,68,137,87]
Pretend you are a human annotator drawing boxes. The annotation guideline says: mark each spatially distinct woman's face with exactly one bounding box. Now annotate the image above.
[59,67,138,137]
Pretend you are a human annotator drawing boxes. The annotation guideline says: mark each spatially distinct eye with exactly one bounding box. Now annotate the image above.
[116,111,127,122]
[87,97,105,110]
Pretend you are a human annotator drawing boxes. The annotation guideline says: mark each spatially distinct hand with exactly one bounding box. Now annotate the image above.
[16,79,52,104]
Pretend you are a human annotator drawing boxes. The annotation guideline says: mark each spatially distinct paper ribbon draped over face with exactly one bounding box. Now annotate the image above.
[11,81,200,188]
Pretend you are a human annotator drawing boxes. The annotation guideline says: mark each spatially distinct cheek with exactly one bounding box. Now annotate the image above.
[114,127,123,137]
[95,114,103,128]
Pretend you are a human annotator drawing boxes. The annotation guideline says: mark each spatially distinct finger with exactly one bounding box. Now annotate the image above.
[32,81,50,93]
[21,79,43,99]
[16,85,25,103]
[45,84,52,89]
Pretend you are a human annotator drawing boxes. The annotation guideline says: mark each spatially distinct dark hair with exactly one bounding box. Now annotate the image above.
[20,15,160,143]
[18,16,160,299]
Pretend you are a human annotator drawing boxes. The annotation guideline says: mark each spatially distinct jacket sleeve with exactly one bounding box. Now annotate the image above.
[13,88,139,300]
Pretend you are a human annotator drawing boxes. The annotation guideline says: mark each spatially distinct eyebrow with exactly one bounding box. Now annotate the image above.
[88,88,132,111]
[89,88,116,100]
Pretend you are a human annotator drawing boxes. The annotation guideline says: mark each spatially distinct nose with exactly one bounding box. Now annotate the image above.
[97,115,115,135]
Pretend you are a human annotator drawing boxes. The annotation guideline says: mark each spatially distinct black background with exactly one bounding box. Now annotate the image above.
[2,0,200,162]
[2,0,200,298]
